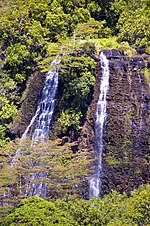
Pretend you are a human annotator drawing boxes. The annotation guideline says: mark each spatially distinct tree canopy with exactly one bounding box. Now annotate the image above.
[3,184,150,226]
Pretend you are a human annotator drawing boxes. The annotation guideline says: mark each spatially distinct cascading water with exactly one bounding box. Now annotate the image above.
[11,56,61,196]
[89,52,109,198]
[132,69,144,151]
[24,56,61,142]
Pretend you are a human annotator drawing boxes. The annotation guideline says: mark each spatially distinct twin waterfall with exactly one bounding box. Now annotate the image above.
[11,56,60,196]
[89,52,109,198]
[11,52,109,198]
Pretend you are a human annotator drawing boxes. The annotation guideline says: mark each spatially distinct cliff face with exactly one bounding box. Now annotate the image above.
[82,49,149,195]
[10,49,149,197]
[102,50,149,195]
[10,72,46,138]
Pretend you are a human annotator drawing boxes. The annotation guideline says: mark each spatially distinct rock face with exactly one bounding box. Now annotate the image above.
[90,50,149,195]
[10,49,149,197]
[78,65,100,152]
[10,71,46,137]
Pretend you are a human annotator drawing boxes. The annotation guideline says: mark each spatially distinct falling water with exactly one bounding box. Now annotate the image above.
[25,56,61,142]
[11,56,61,196]
[89,52,109,198]
[132,69,144,151]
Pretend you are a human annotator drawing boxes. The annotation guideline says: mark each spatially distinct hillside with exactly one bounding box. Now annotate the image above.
[0,0,149,224]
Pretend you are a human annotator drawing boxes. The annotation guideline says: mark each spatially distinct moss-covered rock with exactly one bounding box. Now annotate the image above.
[10,71,46,137]
[100,50,149,195]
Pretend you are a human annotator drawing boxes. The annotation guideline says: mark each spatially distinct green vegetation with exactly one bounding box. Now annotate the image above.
[55,54,96,135]
[0,139,92,211]
[0,0,149,144]
[0,0,149,223]
[2,184,150,226]
[112,0,150,48]
[142,68,150,90]
[58,110,82,133]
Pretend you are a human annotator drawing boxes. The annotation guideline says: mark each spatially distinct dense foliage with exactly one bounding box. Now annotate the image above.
[0,1,149,223]
[0,0,107,145]
[112,0,150,48]
[0,0,149,144]
[55,54,96,136]
[2,184,150,225]
[0,139,92,204]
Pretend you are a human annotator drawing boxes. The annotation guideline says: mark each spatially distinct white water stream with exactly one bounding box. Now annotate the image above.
[89,52,109,198]
[11,56,60,196]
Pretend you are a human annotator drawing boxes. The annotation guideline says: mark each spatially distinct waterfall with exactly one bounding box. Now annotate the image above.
[11,56,60,197]
[24,56,61,142]
[132,69,144,152]
[89,52,109,198]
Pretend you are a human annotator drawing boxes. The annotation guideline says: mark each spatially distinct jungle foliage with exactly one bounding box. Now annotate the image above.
[56,54,96,135]
[2,184,150,226]
[0,0,150,222]
[0,139,93,214]
[0,0,149,144]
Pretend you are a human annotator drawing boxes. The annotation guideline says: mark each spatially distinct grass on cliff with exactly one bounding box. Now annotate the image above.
[142,68,150,89]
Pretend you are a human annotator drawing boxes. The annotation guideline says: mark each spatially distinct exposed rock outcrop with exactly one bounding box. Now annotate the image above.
[78,65,100,152]
[102,50,149,195]
[10,71,46,137]
[81,49,149,196]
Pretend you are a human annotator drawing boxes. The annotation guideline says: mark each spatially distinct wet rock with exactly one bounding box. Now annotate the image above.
[10,71,46,137]
[101,50,150,195]
[147,61,150,68]
[137,47,147,54]
[78,65,100,151]
[102,49,125,59]
[78,49,149,196]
